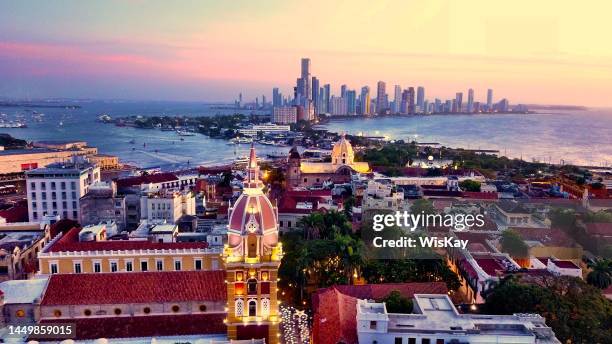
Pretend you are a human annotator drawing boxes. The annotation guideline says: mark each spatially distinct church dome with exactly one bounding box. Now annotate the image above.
[228,192,277,235]
[227,145,278,249]
[331,135,355,165]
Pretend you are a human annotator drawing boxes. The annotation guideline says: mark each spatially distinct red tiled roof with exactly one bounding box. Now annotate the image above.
[41,270,226,306]
[38,313,226,340]
[585,223,612,237]
[455,232,497,253]
[0,203,28,222]
[312,282,447,344]
[116,172,178,188]
[511,227,576,247]
[47,227,207,252]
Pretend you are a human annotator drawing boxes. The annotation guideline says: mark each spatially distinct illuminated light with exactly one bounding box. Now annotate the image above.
[224,307,229,312]
[470,304,477,311]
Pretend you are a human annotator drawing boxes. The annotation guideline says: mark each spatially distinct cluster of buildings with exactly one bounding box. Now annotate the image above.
[0,147,283,343]
[269,58,527,123]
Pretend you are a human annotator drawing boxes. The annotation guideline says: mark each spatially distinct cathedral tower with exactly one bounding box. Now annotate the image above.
[223,145,282,343]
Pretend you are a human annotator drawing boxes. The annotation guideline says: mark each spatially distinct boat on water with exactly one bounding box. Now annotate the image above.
[230,137,253,144]
[176,130,196,136]
[97,114,112,123]
[259,140,275,145]
[234,155,262,165]
[0,121,27,128]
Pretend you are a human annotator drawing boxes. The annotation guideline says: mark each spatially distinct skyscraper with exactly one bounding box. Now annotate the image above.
[467,88,474,113]
[376,81,387,114]
[393,85,401,114]
[312,77,320,115]
[272,88,281,108]
[346,89,357,115]
[487,89,493,112]
[341,84,347,98]
[407,87,415,114]
[455,92,463,113]
[360,86,371,115]
[416,86,425,112]
[324,84,331,114]
[400,89,409,114]
[300,58,311,102]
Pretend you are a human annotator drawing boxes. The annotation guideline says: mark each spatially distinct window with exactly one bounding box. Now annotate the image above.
[194,259,202,270]
[41,192,47,200]
[31,192,36,199]
[41,182,46,190]
[72,210,78,219]
[126,261,133,272]
[395,338,402,344]
[247,279,257,295]
[53,310,62,317]
[61,192,66,199]
[73,262,82,273]
[61,182,66,190]
[156,260,163,271]
[248,300,257,316]
[32,202,37,209]
[174,259,182,271]
[370,321,377,330]
[50,263,58,274]
[30,182,36,190]
[436,340,444,344]
[235,299,244,317]
[84,309,92,316]
[171,305,180,313]
[93,262,101,273]
[141,260,148,271]
[32,211,38,220]
[70,181,76,189]
[261,298,270,316]
[199,304,207,312]
[408,339,416,344]
[114,308,122,315]
[51,182,56,190]
[143,307,151,314]
[110,261,118,272]
[422,339,431,344]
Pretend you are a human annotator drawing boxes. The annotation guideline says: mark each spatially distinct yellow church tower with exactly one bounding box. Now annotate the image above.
[223,145,282,343]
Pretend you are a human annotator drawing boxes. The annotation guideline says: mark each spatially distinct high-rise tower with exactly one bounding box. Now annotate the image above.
[223,146,283,343]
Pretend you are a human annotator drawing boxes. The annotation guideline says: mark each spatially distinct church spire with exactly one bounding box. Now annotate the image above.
[245,143,262,188]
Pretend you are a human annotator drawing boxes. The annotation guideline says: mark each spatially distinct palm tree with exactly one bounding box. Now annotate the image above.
[586,259,612,289]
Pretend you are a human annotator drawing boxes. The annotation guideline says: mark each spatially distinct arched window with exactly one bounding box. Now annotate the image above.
[261,298,270,316]
[235,299,244,317]
[248,300,257,317]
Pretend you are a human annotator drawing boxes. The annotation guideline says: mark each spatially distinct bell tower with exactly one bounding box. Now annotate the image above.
[223,145,283,343]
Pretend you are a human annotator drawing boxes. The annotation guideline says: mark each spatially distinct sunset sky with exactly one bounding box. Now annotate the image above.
[1,0,612,106]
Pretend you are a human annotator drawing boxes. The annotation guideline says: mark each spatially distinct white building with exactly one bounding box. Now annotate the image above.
[26,160,100,221]
[139,191,195,224]
[238,123,291,137]
[357,294,560,344]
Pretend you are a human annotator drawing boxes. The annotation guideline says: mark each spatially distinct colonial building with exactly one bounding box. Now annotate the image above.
[223,145,282,343]
[287,135,370,188]
[38,226,221,274]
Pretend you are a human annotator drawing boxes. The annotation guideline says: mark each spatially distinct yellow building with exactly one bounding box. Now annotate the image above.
[38,227,222,274]
[287,135,370,188]
[223,146,282,343]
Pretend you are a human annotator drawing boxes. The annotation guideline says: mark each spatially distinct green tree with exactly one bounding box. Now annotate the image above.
[500,230,529,258]
[459,179,481,192]
[484,276,612,344]
[410,199,437,216]
[586,259,612,289]
[379,290,413,313]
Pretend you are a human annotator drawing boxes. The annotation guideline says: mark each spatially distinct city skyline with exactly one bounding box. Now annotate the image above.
[1,1,612,107]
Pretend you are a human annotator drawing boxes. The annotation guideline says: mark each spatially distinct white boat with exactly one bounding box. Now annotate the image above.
[176,130,196,136]
[231,137,253,144]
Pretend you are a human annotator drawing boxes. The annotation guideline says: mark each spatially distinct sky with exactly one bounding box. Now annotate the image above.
[1,0,612,106]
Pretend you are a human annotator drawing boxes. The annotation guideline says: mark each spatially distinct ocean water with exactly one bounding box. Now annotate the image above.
[1,100,611,168]
[324,109,612,167]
